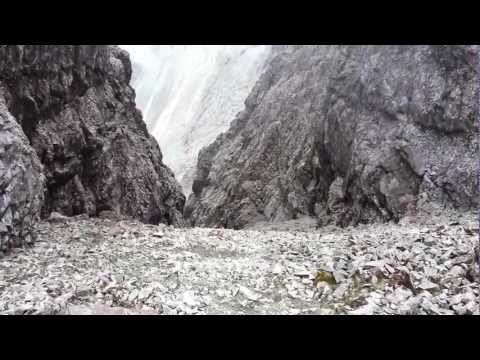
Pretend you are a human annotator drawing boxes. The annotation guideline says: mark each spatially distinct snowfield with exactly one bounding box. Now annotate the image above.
[121,45,271,195]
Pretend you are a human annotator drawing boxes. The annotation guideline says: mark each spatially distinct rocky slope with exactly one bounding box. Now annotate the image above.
[0,45,185,228]
[0,211,477,315]
[0,94,45,251]
[186,45,479,229]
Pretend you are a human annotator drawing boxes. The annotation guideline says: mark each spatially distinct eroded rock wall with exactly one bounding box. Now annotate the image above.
[186,45,479,229]
[0,45,185,226]
[0,90,45,250]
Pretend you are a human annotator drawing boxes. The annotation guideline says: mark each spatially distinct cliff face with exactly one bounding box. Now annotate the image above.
[186,45,479,229]
[0,45,185,227]
[0,93,45,251]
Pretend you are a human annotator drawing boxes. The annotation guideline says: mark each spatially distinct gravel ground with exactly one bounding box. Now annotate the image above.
[0,212,478,315]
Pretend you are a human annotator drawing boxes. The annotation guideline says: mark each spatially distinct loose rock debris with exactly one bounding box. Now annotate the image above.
[0,212,478,315]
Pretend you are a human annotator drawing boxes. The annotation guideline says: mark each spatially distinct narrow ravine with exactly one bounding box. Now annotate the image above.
[1,45,478,316]
[122,45,271,195]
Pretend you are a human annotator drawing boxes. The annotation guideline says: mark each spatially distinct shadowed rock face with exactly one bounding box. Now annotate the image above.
[0,92,45,251]
[186,45,479,229]
[0,45,185,226]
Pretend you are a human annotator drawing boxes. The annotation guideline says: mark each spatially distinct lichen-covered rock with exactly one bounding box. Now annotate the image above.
[186,45,479,229]
[0,45,185,226]
[0,91,45,251]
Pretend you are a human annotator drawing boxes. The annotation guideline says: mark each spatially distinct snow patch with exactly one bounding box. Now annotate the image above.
[121,45,271,195]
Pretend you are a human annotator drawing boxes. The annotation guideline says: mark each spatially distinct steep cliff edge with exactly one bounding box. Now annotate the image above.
[186,45,479,229]
[0,45,185,227]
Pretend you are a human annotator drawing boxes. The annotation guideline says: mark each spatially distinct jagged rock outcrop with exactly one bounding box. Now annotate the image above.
[186,45,479,229]
[0,91,45,251]
[0,45,185,226]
